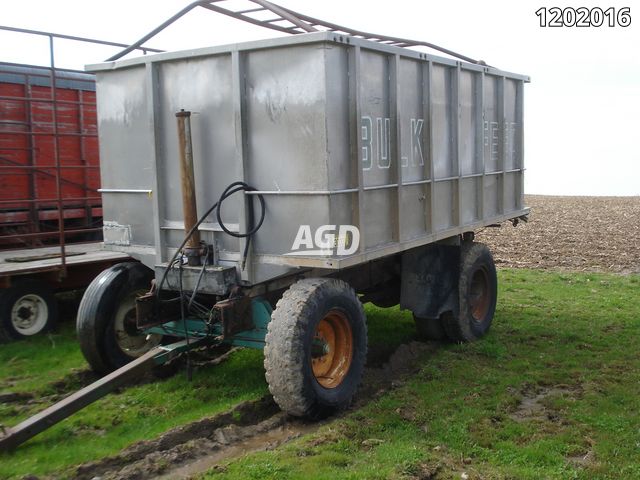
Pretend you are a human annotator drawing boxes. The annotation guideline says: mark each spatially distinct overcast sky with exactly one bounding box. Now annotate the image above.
[2,0,638,196]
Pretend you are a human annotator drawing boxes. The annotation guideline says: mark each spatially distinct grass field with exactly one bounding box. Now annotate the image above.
[0,329,270,478]
[201,269,640,480]
[1,268,639,479]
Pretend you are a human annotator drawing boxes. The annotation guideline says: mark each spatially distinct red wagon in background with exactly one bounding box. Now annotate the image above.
[0,62,102,247]
[0,26,162,340]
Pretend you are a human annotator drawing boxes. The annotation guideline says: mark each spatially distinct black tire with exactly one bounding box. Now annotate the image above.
[413,315,447,341]
[442,242,497,342]
[0,281,58,341]
[264,278,367,418]
[76,262,161,374]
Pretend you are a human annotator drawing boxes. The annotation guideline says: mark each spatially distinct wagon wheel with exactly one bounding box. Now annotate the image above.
[264,278,367,418]
[0,281,58,341]
[442,242,497,342]
[77,262,162,374]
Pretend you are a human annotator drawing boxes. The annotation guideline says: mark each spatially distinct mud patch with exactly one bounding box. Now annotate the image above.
[0,391,33,404]
[73,396,281,480]
[156,416,318,480]
[48,369,100,395]
[71,341,436,479]
[358,341,437,403]
[509,384,579,423]
[567,448,596,468]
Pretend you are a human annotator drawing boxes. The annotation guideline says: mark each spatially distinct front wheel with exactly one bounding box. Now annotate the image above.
[76,262,162,374]
[264,278,367,418]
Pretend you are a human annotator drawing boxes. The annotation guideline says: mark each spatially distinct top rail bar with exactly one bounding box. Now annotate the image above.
[0,25,164,55]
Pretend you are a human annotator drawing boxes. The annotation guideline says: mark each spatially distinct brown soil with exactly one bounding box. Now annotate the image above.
[70,341,436,480]
[508,384,578,424]
[476,195,640,274]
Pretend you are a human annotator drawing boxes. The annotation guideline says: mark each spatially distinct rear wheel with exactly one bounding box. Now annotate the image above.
[442,242,497,342]
[0,281,58,341]
[264,278,367,418]
[76,262,162,374]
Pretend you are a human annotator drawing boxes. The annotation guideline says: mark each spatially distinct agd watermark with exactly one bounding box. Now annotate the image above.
[285,225,360,256]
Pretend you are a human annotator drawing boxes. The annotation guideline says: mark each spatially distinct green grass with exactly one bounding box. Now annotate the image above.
[0,291,417,479]
[0,325,85,395]
[1,269,639,479]
[0,327,269,479]
[201,270,640,480]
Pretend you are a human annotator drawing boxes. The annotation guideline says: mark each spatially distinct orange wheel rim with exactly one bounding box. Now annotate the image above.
[311,309,353,389]
[470,267,490,322]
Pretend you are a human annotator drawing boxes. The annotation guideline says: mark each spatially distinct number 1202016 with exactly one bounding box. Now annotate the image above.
[535,7,631,27]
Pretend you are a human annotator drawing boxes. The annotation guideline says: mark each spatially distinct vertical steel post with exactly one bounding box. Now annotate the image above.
[349,45,366,253]
[391,54,402,243]
[498,76,506,214]
[25,76,40,246]
[477,70,486,221]
[426,61,436,234]
[231,51,252,280]
[146,63,166,265]
[516,80,525,210]
[454,64,462,228]
[175,110,201,266]
[49,35,67,277]
[78,89,90,228]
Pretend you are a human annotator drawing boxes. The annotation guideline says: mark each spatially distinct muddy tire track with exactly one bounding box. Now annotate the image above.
[70,341,437,480]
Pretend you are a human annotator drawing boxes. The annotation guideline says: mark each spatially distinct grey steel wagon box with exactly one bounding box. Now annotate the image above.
[88,32,528,282]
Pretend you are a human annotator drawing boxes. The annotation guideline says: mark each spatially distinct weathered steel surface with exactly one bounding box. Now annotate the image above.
[175,110,201,261]
[88,32,529,285]
[0,242,129,277]
[154,264,236,295]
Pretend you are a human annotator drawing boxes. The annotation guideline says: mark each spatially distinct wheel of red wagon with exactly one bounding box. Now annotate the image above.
[0,281,58,341]
[442,242,497,342]
[264,278,367,418]
[76,262,162,374]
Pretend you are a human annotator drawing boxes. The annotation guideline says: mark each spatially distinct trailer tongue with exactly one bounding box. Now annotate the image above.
[0,338,209,451]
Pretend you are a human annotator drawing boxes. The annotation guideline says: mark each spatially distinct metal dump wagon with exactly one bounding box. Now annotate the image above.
[0,1,529,451]
[84,30,528,411]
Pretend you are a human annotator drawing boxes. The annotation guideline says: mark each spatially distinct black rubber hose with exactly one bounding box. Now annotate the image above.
[156,182,265,299]
[215,181,266,269]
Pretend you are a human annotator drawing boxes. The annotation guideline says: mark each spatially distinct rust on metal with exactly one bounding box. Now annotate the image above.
[214,292,253,338]
[311,309,353,389]
[136,289,181,329]
[175,110,201,266]
[470,267,491,322]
